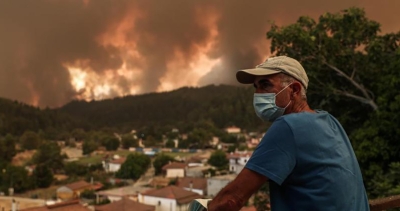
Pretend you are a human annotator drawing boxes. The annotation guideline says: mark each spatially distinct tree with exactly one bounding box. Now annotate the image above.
[32,164,53,188]
[187,128,212,149]
[153,154,175,175]
[82,139,98,155]
[1,165,31,193]
[208,150,228,170]
[0,134,17,162]
[266,7,400,198]
[33,142,65,172]
[116,153,150,180]
[101,136,120,151]
[64,162,88,176]
[165,139,175,148]
[253,183,271,211]
[121,134,138,149]
[20,130,41,150]
[71,128,86,141]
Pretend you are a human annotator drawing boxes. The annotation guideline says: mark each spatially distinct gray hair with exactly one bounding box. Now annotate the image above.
[280,73,307,100]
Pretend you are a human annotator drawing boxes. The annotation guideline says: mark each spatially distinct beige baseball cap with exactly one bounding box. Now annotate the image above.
[236,56,309,89]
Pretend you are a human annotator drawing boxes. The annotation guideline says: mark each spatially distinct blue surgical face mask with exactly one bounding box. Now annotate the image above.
[253,83,292,122]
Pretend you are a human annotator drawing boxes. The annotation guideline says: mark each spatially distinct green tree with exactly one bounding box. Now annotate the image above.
[33,142,65,172]
[20,130,41,150]
[165,139,175,148]
[1,165,31,193]
[121,134,138,149]
[82,139,98,155]
[265,7,400,198]
[153,154,175,175]
[71,128,86,141]
[208,150,228,170]
[187,128,212,149]
[32,164,53,188]
[64,162,88,176]
[102,136,120,151]
[116,153,150,180]
[0,134,17,162]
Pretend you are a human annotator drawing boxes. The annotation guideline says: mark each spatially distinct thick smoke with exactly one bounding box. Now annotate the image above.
[0,0,399,107]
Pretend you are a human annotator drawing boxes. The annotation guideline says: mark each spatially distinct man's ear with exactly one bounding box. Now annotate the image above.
[291,82,302,97]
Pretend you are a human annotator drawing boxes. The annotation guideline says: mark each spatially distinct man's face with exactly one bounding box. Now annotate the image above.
[253,74,292,108]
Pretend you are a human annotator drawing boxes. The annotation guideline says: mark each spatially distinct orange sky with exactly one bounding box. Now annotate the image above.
[0,0,399,107]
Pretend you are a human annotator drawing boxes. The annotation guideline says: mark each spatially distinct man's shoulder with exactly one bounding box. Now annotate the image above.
[281,110,329,122]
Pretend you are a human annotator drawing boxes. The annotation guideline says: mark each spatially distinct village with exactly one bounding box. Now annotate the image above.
[0,126,262,211]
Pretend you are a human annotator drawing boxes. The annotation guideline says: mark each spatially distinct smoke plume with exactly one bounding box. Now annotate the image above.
[0,0,399,107]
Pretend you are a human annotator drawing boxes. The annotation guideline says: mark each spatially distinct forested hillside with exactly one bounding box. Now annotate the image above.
[59,85,264,133]
[0,97,86,136]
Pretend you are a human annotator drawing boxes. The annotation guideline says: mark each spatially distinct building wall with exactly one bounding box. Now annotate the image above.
[142,196,176,211]
[207,179,231,197]
[108,163,122,172]
[229,163,245,175]
[166,169,184,178]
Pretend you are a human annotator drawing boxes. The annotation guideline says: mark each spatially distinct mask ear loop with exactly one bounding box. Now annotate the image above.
[275,83,293,96]
[276,83,293,109]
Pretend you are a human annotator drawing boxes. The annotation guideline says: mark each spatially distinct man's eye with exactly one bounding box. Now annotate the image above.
[260,83,270,89]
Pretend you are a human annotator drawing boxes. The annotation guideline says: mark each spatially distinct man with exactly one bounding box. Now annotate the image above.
[207,56,369,211]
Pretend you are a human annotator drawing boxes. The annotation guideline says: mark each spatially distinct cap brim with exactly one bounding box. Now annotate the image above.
[236,68,281,84]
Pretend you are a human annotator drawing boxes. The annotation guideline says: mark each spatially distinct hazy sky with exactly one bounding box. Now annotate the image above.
[1,0,399,107]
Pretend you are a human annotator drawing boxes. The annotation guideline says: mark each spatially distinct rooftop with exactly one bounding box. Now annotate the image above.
[162,162,187,170]
[142,186,202,204]
[97,185,153,197]
[95,197,155,211]
[176,177,207,191]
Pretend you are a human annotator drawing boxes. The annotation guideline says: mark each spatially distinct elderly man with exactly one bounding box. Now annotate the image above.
[207,56,369,211]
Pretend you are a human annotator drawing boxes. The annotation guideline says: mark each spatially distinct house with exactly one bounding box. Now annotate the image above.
[20,200,91,211]
[102,157,126,173]
[162,162,187,178]
[96,185,153,202]
[246,138,261,149]
[218,142,235,151]
[207,174,237,197]
[139,186,202,211]
[225,126,241,134]
[186,156,205,167]
[56,180,102,200]
[185,166,214,178]
[228,151,253,175]
[176,177,207,196]
[95,197,155,211]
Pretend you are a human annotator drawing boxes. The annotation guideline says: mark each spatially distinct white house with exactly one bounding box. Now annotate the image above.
[228,151,253,175]
[207,174,237,197]
[103,157,126,173]
[139,186,201,211]
[162,162,187,178]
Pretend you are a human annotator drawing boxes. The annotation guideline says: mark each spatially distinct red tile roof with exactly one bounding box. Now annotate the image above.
[162,162,187,170]
[20,200,91,211]
[176,177,207,191]
[142,186,202,204]
[95,198,155,211]
[65,180,91,191]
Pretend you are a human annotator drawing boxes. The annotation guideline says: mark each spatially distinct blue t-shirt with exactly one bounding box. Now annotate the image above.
[245,110,370,211]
